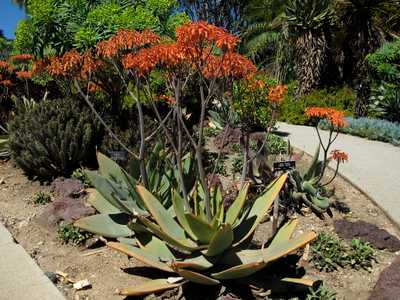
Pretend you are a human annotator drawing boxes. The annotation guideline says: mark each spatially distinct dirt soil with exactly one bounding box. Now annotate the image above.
[0,149,399,300]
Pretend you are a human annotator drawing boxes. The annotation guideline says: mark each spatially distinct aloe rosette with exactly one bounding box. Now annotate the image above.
[75,153,317,296]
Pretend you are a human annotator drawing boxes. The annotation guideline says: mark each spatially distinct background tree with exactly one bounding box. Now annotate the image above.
[178,0,247,33]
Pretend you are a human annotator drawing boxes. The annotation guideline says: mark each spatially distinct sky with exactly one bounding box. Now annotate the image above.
[0,1,26,39]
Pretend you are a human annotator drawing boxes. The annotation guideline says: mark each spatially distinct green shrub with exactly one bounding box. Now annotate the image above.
[58,223,92,245]
[32,192,52,205]
[306,284,336,300]
[8,98,102,180]
[71,168,91,187]
[310,232,349,272]
[311,232,377,272]
[279,86,355,125]
[348,239,375,271]
[232,156,243,174]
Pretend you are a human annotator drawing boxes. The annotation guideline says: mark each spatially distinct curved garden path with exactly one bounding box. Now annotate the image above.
[277,122,400,228]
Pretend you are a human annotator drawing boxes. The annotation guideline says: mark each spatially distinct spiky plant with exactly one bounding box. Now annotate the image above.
[75,153,318,296]
[285,0,334,96]
[8,98,102,180]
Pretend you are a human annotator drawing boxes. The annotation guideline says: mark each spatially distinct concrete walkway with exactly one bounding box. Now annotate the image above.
[277,122,400,227]
[0,223,65,300]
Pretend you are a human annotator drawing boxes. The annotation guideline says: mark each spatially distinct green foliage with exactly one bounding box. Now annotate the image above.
[279,86,355,125]
[266,134,288,155]
[367,38,400,83]
[71,167,91,186]
[58,223,91,245]
[369,82,400,123]
[285,0,334,31]
[310,232,349,272]
[232,156,243,174]
[348,239,376,271]
[311,233,377,272]
[15,0,189,55]
[306,284,337,300]
[232,75,278,130]
[32,191,52,205]
[0,134,10,158]
[8,98,102,180]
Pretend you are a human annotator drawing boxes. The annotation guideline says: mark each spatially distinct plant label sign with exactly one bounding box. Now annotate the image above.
[273,160,296,172]
[108,150,128,161]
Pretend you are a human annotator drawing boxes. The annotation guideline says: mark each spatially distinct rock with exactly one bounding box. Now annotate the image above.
[36,196,95,229]
[52,177,84,198]
[0,178,5,184]
[45,271,58,284]
[369,256,400,300]
[334,219,400,252]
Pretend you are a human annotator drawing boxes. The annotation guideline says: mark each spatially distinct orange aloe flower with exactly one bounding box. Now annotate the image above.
[9,54,33,61]
[305,107,347,128]
[16,71,32,79]
[0,60,10,69]
[0,80,13,86]
[268,84,288,104]
[330,150,349,163]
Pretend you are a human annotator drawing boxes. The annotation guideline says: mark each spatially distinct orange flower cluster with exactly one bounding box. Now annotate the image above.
[248,79,266,91]
[0,60,10,69]
[176,21,239,52]
[305,107,347,128]
[9,54,33,61]
[16,71,32,79]
[0,80,13,86]
[97,29,160,58]
[268,84,288,104]
[330,150,349,163]
[45,50,103,79]
[202,52,256,79]
[32,59,49,75]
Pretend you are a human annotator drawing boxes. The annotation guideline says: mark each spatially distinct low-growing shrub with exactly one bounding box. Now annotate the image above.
[9,98,102,180]
[311,233,349,272]
[306,284,337,300]
[232,156,243,174]
[348,239,376,271]
[321,117,400,146]
[71,168,91,187]
[58,223,92,245]
[32,192,52,205]
[280,86,355,125]
[311,232,377,272]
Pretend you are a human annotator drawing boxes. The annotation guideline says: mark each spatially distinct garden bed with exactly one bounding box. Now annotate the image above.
[0,150,399,300]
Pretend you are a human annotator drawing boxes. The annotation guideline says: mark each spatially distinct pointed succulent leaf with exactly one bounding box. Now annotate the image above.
[137,235,175,261]
[269,218,298,247]
[185,213,215,244]
[86,188,120,214]
[304,145,320,180]
[171,255,214,271]
[97,152,135,190]
[212,261,266,280]
[233,173,288,246]
[85,171,131,214]
[137,185,185,240]
[119,278,184,296]
[138,216,200,253]
[206,224,234,257]
[107,242,174,273]
[173,267,220,285]
[172,191,197,241]
[225,182,249,225]
[74,213,133,238]
[311,195,330,209]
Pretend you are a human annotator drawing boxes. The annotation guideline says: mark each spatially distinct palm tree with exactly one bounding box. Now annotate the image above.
[285,0,334,96]
[337,0,400,116]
